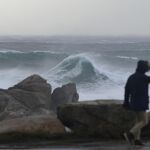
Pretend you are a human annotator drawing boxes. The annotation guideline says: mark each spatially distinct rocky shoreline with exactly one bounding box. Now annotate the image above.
[0,74,79,142]
[57,100,150,139]
[0,74,150,147]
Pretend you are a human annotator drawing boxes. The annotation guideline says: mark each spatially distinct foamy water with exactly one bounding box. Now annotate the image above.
[0,36,150,101]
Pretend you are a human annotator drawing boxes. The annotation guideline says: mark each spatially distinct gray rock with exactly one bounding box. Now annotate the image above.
[0,115,65,139]
[0,74,68,140]
[51,83,79,112]
[0,74,52,121]
[57,100,150,139]
[0,91,10,113]
[10,74,51,94]
[9,74,52,109]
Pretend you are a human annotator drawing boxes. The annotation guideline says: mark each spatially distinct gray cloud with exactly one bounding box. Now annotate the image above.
[0,0,149,36]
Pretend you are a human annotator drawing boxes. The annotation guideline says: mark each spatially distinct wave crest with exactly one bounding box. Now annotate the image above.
[47,54,108,84]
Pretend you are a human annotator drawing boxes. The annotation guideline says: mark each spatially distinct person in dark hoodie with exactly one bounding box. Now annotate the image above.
[123,60,150,146]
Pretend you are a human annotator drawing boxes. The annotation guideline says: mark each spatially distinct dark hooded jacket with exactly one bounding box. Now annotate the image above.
[124,60,150,111]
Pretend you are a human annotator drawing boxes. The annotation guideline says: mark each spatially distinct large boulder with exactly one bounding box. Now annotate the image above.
[57,100,150,139]
[8,74,52,109]
[0,115,65,140]
[0,74,52,121]
[10,74,51,94]
[0,74,68,141]
[51,83,79,112]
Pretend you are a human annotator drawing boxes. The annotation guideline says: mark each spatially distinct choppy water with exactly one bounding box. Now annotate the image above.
[0,36,150,100]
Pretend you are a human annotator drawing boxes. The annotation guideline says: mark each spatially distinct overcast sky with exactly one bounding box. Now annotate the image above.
[0,0,150,36]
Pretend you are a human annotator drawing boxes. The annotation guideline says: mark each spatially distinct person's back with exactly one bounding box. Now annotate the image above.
[123,60,150,146]
[125,72,149,111]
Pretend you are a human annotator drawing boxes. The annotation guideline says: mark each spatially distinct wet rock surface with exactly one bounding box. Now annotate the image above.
[0,74,52,120]
[0,74,67,139]
[57,100,150,139]
[51,83,79,112]
[0,115,65,140]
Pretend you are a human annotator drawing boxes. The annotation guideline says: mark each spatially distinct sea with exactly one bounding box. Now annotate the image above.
[0,36,150,101]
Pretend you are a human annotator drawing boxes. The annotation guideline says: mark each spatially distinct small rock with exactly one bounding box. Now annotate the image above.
[51,83,79,112]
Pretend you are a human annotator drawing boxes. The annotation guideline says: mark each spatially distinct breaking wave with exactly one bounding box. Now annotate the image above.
[47,54,109,84]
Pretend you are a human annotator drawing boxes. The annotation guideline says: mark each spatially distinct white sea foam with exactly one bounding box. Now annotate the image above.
[116,55,138,60]
[0,36,149,102]
[0,51,139,101]
[43,53,129,100]
[0,49,24,53]
[0,51,131,101]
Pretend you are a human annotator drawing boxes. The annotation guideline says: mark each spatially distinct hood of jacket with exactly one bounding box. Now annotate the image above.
[136,60,149,74]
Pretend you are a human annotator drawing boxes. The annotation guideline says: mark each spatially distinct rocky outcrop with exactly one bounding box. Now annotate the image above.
[8,74,52,109]
[0,75,79,120]
[0,74,68,140]
[0,74,52,121]
[57,100,150,139]
[51,83,79,112]
[0,115,65,140]
[10,74,51,92]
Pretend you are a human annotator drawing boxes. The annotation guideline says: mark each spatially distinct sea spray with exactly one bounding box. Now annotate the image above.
[1,36,150,100]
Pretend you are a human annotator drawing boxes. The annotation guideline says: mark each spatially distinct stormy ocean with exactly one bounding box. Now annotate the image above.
[0,36,150,101]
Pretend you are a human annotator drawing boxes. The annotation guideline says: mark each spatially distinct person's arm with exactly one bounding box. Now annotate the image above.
[123,78,131,108]
[145,75,150,83]
[145,62,150,82]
